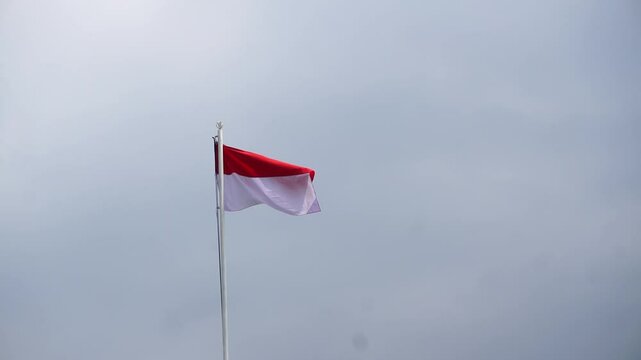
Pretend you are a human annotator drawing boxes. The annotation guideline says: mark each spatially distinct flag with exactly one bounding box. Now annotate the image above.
[216,144,320,215]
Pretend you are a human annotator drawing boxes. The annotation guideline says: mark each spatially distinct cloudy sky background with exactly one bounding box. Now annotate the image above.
[1,0,640,359]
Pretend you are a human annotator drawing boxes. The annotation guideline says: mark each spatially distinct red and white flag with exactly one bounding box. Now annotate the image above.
[216,145,320,215]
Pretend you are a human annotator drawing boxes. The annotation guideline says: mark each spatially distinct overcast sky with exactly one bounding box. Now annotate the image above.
[1,0,640,359]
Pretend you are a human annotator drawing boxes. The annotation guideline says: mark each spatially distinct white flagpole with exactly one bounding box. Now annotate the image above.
[214,121,229,360]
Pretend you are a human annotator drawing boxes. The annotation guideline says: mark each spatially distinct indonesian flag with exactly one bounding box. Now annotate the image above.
[216,145,320,215]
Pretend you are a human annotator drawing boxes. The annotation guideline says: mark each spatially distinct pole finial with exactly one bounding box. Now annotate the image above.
[217,121,224,130]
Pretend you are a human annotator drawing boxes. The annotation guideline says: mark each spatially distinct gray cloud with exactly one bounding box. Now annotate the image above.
[1,0,640,359]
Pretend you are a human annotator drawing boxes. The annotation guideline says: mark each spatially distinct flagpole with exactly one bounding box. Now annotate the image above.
[214,121,229,360]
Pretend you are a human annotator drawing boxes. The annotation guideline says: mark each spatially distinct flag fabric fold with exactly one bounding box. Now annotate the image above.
[216,144,320,215]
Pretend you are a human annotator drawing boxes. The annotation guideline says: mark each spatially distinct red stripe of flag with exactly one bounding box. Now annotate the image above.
[215,145,315,180]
